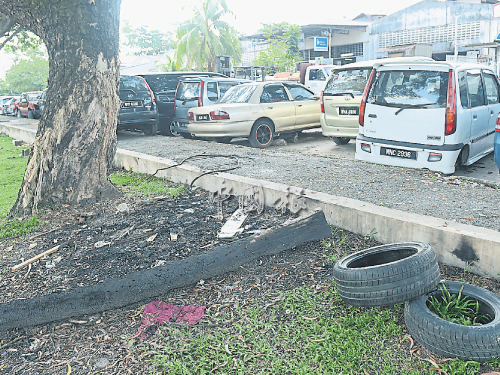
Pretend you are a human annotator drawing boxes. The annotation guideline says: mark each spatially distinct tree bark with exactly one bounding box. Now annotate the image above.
[0,0,122,217]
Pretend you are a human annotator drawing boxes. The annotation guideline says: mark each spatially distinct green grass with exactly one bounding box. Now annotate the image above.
[0,135,28,219]
[110,170,184,198]
[136,287,435,374]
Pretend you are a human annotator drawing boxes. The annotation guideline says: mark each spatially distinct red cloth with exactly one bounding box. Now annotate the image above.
[135,301,205,339]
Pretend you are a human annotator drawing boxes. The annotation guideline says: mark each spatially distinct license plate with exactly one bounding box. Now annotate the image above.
[381,147,417,160]
[197,114,209,121]
[339,107,359,116]
[121,101,142,108]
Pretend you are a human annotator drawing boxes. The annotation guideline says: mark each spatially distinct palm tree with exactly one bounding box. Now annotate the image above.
[175,0,241,72]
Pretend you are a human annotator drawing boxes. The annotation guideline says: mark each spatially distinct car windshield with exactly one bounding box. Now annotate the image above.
[28,93,41,100]
[324,67,334,77]
[176,82,200,100]
[219,85,257,103]
[140,75,179,93]
[120,76,147,91]
[324,68,372,96]
[368,70,448,108]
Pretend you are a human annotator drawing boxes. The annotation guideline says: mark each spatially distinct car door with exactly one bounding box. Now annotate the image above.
[482,71,500,153]
[284,84,321,129]
[18,93,27,116]
[259,84,295,131]
[464,70,490,158]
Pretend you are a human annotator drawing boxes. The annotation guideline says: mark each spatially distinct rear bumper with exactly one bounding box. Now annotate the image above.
[355,135,463,174]
[188,120,254,138]
[320,114,360,138]
[118,112,159,129]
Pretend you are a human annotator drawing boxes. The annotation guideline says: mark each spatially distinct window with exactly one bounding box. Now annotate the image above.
[458,71,469,108]
[483,73,500,105]
[120,76,147,92]
[285,85,315,101]
[218,82,240,98]
[466,72,485,108]
[176,82,200,101]
[260,84,289,103]
[219,85,256,104]
[206,82,218,101]
[309,69,319,81]
[324,68,372,95]
[368,70,448,108]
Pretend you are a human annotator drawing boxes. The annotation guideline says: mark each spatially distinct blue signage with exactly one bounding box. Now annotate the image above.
[314,37,329,52]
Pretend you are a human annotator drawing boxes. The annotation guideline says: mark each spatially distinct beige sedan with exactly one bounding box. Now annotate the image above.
[186,81,321,148]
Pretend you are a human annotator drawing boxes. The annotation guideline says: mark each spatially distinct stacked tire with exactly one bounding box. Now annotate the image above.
[333,242,500,363]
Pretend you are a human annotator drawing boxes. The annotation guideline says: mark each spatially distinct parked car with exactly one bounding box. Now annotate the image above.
[137,71,227,136]
[494,115,500,173]
[301,65,336,94]
[0,96,13,114]
[320,57,433,145]
[186,81,321,148]
[38,89,47,116]
[2,96,19,115]
[356,61,500,174]
[171,76,250,137]
[118,75,159,135]
[17,91,43,118]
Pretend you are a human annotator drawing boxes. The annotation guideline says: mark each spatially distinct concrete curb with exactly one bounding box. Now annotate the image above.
[2,122,500,279]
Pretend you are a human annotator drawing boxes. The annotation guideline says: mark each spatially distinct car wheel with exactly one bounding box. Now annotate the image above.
[143,123,158,136]
[168,120,183,137]
[28,110,34,119]
[405,280,500,363]
[333,242,440,307]
[454,146,469,172]
[332,137,350,145]
[249,119,275,148]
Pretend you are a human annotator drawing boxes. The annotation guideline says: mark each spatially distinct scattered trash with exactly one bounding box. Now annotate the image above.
[12,140,22,147]
[95,358,110,369]
[19,149,30,157]
[153,260,167,267]
[29,243,37,249]
[117,203,129,213]
[12,241,71,272]
[170,233,178,241]
[184,208,195,213]
[94,241,111,248]
[146,233,158,242]
[218,208,248,239]
[29,338,41,351]
[135,301,206,339]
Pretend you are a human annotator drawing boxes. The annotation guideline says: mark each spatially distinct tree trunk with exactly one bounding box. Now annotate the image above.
[0,0,122,217]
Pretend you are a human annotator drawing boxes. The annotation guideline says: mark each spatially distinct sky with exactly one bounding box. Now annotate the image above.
[120,0,425,36]
[1,0,426,79]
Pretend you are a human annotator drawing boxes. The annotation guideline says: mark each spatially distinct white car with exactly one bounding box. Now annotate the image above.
[356,60,500,174]
[187,81,321,148]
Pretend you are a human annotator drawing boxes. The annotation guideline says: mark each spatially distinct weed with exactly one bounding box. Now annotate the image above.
[110,170,184,198]
[0,216,43,239]
[427,284,491,326]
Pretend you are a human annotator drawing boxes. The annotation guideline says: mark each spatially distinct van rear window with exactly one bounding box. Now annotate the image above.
[176,82,201,101]
[324,68,372,96]
[368,70,448,108]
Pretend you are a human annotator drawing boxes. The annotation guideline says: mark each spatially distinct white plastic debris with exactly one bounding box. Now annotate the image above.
[94,241,111,248]
[117,203,128,213]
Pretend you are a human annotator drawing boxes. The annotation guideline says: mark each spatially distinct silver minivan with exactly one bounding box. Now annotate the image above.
[356,61,500,174]
[171,76,250,137]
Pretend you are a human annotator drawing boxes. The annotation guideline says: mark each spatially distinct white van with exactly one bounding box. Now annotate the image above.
[356,61,500,174]
[320,57,433,145]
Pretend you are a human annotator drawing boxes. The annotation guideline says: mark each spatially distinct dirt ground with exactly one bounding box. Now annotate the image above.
[0,181,499,374]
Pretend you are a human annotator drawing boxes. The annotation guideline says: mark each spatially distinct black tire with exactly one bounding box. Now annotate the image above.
[180,133,192,139]
[169,120,182,137]
[28,110,34,119]
[214,137,232,144]
[454,146,469,172]
[143,122,158,136]
[405,280,500,362]
[332,137,350,145]
[249,119,275,148]
[333,242,440,307]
